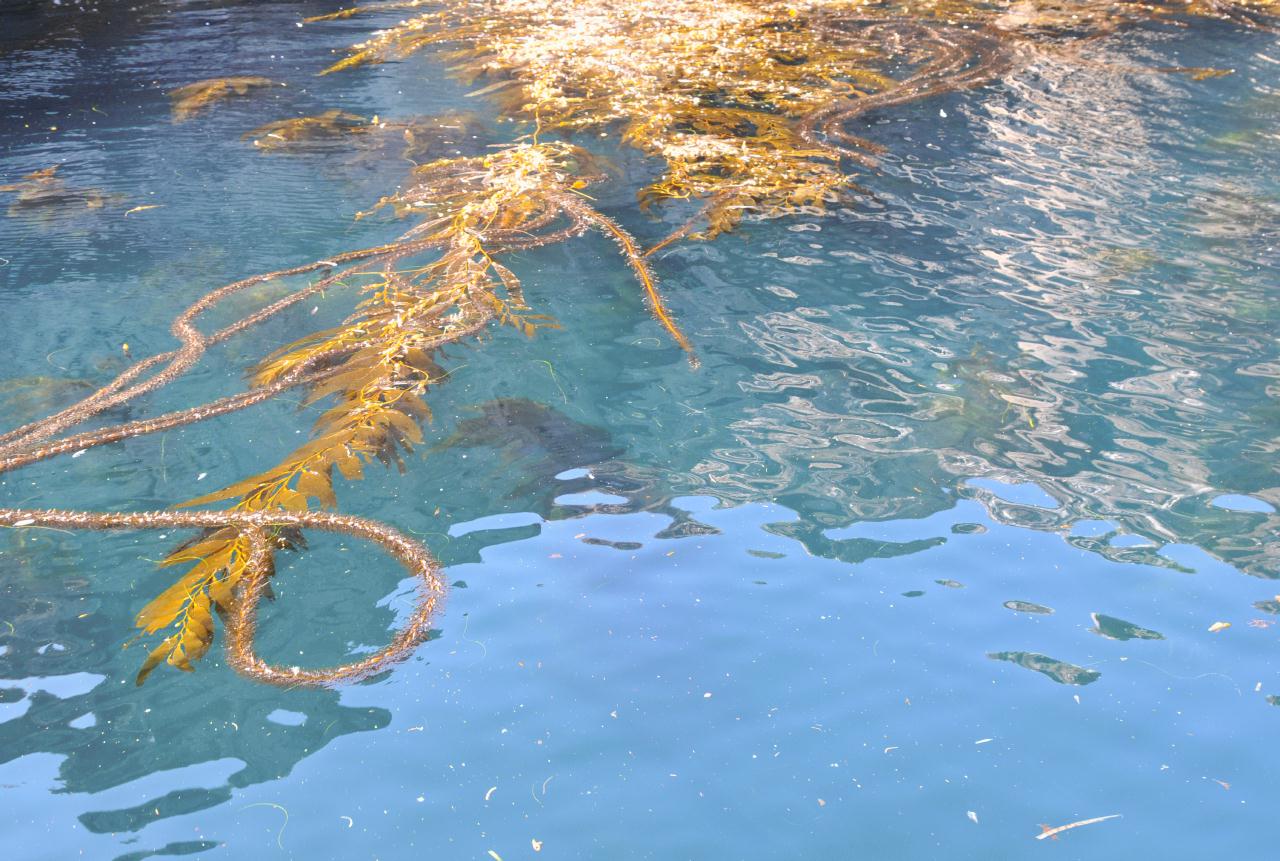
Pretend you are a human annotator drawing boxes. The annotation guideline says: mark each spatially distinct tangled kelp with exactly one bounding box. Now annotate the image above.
[3,0,1277,686]
[308,0,1274,241]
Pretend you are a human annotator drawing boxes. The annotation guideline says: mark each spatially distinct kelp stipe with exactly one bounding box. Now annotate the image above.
[0,142,694,684]
[3,0,1277,685]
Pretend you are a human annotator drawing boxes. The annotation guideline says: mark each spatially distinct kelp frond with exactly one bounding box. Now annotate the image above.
[243,109,372,150]
[169,76,279,122]
[0,164,114,215]
[314,0,1276,240]
[4,0,1276,686]
[134,141,692,679]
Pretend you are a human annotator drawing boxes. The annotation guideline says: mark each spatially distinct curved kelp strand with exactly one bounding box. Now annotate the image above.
[0,143,691,684]
[3,0,1276,685]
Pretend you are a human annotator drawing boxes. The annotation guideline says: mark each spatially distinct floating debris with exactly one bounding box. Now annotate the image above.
[1035,813,1121,841]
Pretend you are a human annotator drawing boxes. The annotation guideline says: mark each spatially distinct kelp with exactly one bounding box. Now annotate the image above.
[0,140,690,684]
[245,110,489,165]
[169,76,279,122]
[309,0,1275,243]
[141,141,691,679]
[243,109,373,150]
[0,165,116,216]
[2,0,1277,685]
[988,650,1102,685]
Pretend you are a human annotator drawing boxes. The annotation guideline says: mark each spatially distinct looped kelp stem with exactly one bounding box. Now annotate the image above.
[0,267,448,685]
[0,142,697,684]
[10,0,1275,686]
[0,507,444,687]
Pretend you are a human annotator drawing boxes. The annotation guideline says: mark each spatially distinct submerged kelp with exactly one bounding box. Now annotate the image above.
[242,109,372,150]
[243,110,488,161]
[0,165,117,217]
[168,76,279,122]
[1,0,1277,686]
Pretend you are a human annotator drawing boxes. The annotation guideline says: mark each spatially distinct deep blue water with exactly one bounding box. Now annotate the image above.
[1,2,1278,859]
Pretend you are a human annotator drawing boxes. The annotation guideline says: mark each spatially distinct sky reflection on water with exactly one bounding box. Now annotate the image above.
[1,2,1278,858]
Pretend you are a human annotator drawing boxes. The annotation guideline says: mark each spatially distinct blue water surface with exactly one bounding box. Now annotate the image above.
[1,3,1278,859]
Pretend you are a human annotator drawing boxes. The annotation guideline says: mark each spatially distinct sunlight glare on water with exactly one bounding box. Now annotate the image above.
[1,2,1278,859]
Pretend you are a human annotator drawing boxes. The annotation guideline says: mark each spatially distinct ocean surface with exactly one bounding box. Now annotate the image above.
[1,2,1278,859]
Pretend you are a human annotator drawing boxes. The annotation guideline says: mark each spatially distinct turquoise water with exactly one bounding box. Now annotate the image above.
[2,3,1278,859]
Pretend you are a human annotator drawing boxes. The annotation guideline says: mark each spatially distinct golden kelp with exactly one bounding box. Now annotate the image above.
[169,76,279,122]
[0,150,689,685]
[102,142,688,682]
[310,1,1274,242]
[2,0,1276,686]
[243,109,372,150]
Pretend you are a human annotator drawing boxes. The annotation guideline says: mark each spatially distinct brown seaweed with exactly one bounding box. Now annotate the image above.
[168,76,279,122]
[2,0,1276,686]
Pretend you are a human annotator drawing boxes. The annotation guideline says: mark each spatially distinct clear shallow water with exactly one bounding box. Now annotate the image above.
[1,3,1278,859]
